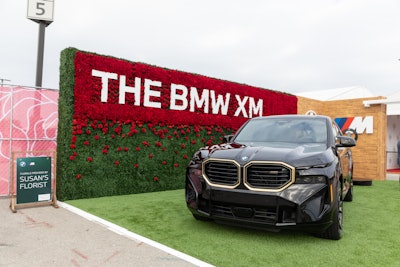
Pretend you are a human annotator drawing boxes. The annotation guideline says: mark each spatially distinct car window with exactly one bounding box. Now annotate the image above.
[235,118,327,144]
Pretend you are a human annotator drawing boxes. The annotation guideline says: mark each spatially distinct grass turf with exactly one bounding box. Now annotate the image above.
[66,180,400,267]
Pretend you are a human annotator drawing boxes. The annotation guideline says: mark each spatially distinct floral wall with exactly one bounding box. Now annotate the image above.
[57,48,298,200]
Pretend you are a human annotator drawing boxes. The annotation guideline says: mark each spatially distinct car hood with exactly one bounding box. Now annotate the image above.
[203,142,335,167]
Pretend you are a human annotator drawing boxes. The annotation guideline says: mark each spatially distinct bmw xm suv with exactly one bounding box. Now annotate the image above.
[185,115,356,240]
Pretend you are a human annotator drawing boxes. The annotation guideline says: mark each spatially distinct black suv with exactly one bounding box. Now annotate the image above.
[185,115,356,240]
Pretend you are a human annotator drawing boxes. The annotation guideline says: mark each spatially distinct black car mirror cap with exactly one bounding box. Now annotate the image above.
[336,136,357,147]
[223,134,234,143]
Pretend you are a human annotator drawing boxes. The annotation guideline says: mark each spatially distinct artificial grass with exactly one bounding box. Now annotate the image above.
[66,180,400,267]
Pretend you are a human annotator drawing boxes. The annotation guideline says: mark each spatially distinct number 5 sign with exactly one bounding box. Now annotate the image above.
[27,0,54,23]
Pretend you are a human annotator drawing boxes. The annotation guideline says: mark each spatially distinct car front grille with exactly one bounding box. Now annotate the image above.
[244,163,293,190]
[203,160,239,187]
[203,159,295,191]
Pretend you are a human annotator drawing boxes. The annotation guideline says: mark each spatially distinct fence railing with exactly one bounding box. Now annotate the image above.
[0,85,58,196]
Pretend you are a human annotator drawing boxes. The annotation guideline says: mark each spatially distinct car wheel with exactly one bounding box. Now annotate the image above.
[343,178,353,202]
[318,190,343,240]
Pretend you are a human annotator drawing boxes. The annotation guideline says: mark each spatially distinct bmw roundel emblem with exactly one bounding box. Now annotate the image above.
[241,156,249,161]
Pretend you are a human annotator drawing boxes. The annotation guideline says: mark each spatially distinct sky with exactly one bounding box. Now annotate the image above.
[1,0,400,96]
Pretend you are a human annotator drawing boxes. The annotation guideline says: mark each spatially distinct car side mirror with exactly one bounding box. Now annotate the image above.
[223,135,234,143]
[343,128,358,141]
[336,136,356,147]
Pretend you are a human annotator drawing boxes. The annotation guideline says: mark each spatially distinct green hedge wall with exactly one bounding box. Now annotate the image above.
[56,48,234,200]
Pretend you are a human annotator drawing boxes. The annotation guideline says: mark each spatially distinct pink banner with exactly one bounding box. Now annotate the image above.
[0,86,58,196]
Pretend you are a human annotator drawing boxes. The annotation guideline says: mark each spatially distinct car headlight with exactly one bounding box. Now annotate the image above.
[188,164,202,178]
[295,175,327,184]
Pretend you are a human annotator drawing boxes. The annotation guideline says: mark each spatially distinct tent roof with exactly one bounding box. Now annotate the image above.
[295,86,375,100]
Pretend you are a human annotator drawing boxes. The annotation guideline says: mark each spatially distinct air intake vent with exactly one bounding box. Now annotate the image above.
[203,159,239,187]
[244,162,294,191]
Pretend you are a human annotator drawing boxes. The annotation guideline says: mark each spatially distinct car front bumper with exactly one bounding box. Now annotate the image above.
[186,175,335,233]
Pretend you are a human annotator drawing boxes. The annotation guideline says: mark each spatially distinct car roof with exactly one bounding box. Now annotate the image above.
[251,114,331,121]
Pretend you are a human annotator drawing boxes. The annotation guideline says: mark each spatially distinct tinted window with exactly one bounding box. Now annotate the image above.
[234,117,327,144]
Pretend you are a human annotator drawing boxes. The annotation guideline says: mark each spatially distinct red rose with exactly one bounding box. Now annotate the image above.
[87,157,93,162]
[76,174,82,179]
[142,141,150,147]
[162,161,167,165]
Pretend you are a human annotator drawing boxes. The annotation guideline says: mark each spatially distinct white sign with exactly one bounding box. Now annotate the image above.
[27,0,54,22]
[91,69,265,118]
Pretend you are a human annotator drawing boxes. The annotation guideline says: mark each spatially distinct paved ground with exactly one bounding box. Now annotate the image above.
[2,175,397,266]
[0,198,213,267]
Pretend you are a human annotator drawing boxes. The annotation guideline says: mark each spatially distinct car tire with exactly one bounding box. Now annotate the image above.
[343,178,353,202]
[318,190,343,240]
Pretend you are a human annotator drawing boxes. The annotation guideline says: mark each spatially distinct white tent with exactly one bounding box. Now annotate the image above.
[382,91,400,115]
[295,86,375,101]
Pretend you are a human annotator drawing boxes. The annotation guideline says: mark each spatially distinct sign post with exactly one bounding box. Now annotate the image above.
[10,153,58,213]
[27,0,54,87]
[16,156,52,204]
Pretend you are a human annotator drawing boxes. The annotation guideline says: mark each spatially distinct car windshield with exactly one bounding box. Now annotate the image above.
[234,117,328,144]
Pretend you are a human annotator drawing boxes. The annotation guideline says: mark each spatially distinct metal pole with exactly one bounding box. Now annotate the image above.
[0,78,10,86]
[35,22,46,87]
